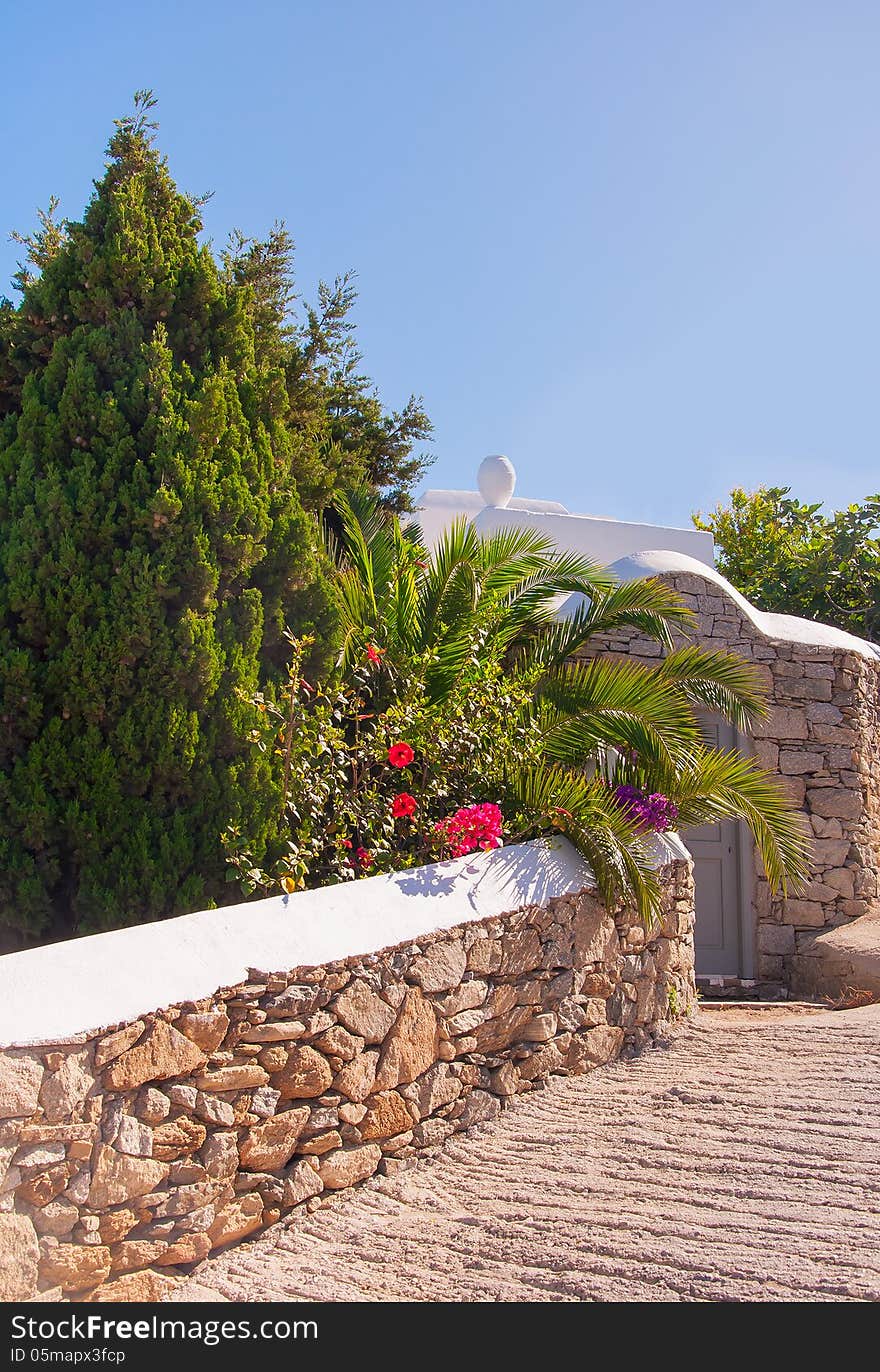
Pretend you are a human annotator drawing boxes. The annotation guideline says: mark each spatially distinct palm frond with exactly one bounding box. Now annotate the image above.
[416,519,483,648]
[656,645,770,731]
[670,746,810,893]
[520,578,691,671]
[537,657,700,764]
[510,764,664,923]
[571,578,694,652]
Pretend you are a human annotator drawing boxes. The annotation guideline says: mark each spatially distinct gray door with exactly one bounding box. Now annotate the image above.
[684,718,745,977]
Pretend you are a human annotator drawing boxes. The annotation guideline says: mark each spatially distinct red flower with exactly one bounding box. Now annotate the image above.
[388,742,414,768]
[355,847,374,869]
[392,792,417,819]
[365,644,384,663]
[341,838,352,849]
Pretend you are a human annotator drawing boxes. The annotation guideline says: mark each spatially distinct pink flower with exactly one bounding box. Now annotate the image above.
[366,644,384,664]
[355,847,374,869]
[434,803,503,858]
[391,792,417,819]
[388,741,414,768]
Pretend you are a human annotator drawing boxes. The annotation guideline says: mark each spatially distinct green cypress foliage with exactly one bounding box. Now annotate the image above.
[0,94,329,938]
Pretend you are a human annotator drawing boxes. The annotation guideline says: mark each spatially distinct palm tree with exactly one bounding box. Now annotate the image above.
[324,490,810,921]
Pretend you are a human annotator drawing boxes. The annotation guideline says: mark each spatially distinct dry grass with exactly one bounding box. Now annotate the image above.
[824,985,878,1011]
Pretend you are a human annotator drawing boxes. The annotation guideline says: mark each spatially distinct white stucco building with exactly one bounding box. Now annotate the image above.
[414,453,715,569]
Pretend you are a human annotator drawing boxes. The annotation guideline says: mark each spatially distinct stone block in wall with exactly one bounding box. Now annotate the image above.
[783,678,833,702]
[781,900,827,928]
[754,741,779,770]
[273,1046,334,1099]
[39,1242,111,1294]
[408,941,467,992]
[809,790,863,820]
[239,1109,310,1170]
[757,953,784,979]
[0,1214,40,1300]
[374,989,438,1090]
[332,980,396,1042]
[823,869,856,898]
[777,777,806,807]
[174,1011,230,1053]
[757,924,796,955]
[194,1064,269,1092]
[778,751,825,775]
[811,725,858,746]
[806,704,844,725]
[757,707,809,740]
[812,838,853,866]
[208,1194,264,1248]
[573,899,619,964]
[318,1144,382,1190]
[102,1022,206,1091]
[0,1053,43,1120]
[88,1146,169,1208]
[94,1023,145,1068]
[811,816,843,838]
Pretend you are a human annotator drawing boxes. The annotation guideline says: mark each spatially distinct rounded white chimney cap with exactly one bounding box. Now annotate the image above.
[478,454,516,507]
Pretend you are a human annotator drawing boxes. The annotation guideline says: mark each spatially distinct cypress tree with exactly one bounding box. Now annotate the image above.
[0,94,330,938]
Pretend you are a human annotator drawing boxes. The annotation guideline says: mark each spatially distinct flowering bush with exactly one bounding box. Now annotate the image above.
[434,803,504,857]
[613,785,679,834]
[224,634,540,894]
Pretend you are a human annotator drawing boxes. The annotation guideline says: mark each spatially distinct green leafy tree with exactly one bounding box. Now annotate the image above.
[231,495,810,924]
[0,93,335,939]
[694,487,880,642]
[221,227,433,514]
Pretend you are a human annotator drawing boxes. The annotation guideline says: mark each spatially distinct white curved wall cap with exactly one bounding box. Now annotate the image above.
[606,549,880,659]
[0,835,686,1048]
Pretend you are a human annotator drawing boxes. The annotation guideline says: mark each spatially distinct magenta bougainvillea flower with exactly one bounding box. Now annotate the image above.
[614,785,679,833]
[387,742,414,768]
[355,847,374,869]
[435,802,503,858]
[391,792,417,818]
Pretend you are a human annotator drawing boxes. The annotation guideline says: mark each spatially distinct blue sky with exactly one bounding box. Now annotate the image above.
[2,1,878,527]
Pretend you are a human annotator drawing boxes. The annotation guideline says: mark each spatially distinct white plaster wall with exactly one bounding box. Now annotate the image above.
[0,835,688,1049]
[472,506,715,569]
[413,489,569,550]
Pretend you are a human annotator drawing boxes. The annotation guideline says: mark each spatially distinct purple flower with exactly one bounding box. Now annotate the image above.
[614,785,678,833]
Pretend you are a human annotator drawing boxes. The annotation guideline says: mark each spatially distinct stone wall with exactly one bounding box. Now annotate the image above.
[0,857,694,1303]
[579,566,880,991]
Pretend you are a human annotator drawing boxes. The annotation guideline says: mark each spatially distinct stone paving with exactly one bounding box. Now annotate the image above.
[178,1002,880,1302]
